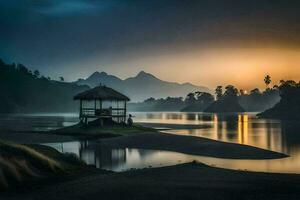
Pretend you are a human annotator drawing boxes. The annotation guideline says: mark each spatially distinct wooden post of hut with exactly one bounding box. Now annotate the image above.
[73,86,130,127]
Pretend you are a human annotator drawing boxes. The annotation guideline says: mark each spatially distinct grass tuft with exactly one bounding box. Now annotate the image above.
[0,140,84,191]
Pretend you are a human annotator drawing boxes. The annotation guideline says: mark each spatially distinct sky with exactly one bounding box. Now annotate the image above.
[1,0,300,90]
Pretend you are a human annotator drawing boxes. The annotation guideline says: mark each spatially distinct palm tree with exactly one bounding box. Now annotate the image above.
[264,75,271,88]
[215,86,223,100]
[185,93,196,104]
[224,85,238,97]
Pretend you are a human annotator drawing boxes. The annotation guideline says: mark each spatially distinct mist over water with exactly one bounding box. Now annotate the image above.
[0,113,78,131]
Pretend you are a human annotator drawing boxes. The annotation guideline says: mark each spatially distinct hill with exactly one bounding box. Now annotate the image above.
[258,80,300,120]
[76,70,210,102]
[0,59,88,113]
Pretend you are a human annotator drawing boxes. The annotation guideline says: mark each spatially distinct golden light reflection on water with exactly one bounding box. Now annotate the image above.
[130,112,300,173]
[45,112,300,173]
[238,114,248,144]
[142,112,283,153]
[213,114,218,140]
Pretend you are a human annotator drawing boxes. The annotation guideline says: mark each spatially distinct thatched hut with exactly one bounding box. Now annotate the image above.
[74,85,130,125]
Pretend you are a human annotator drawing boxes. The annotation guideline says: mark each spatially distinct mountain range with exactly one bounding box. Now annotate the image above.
[76,71,210,102]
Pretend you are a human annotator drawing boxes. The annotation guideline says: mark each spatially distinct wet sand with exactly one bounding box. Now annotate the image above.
[100,132,287,159]
[0,124,296,200]
[138,122,211,130]
[3,162,300,200]
[0,128,287,159]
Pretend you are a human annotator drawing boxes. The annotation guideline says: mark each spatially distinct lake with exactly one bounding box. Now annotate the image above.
[1,112,300,173]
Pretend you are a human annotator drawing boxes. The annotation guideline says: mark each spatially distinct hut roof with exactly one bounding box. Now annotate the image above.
[73,86,130,101]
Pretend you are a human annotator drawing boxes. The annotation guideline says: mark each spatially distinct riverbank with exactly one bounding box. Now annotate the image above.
[0,140,85,191]
[50,122,157,139]
[0,121,295,199]
[0,122,157,143]
[0,127,286,160]
[138,122,211,130]
[3,162,300,200]
[100,132,287,159]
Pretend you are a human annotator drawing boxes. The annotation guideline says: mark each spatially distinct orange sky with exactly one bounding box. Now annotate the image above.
[76,47,300,91]
[3,0,300,91]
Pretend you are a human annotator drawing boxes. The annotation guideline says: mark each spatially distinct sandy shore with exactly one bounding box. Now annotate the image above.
[0,123,296,199]
[138,122,211,130]
[0,127,286,159]
[3,162,300,200]
[100,132,287,159]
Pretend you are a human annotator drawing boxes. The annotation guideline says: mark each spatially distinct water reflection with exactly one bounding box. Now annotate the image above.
[130,112,300,173]
[141,112,214,125]
[3,112,300,173]
[238,114,248,144]
[0,113,78,131]
[46,141,164,171]
[146,112,285,154]
[43,112,300,173]
[45,140,300,173]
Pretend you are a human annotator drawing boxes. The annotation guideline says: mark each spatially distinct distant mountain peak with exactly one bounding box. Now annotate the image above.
[99,71,107,75]
[76,70,210,102]
[182,82,195,86]
[137,70,147,75]
[90,71,107,78]
[91,71,100,75]
[136,70,148,76]
[76,71,122,88]
[136,70,157,79]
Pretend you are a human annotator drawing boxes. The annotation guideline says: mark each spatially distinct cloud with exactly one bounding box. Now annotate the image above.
[33,0,111,16]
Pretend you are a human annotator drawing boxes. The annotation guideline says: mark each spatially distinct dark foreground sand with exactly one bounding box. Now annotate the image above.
[0,126,296,200]
[100,132,287,159]
[3,162,300,200]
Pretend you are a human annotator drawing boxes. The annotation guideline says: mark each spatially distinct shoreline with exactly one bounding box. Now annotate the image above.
[137,122,211,130]
[0,122,287,160]
[0,121,298,199]
[100,132,287,159]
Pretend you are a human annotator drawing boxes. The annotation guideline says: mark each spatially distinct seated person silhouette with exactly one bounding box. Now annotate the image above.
[127,114,133,126]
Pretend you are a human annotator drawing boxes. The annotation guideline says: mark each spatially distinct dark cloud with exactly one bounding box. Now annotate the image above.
[32,0,112,16]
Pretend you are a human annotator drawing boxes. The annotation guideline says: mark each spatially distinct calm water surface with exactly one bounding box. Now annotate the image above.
[2,112,300,173]
[0,113,78,131]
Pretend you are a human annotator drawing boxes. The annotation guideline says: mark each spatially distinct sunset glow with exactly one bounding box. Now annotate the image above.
[95,47,300,90]
[2,0,300,91]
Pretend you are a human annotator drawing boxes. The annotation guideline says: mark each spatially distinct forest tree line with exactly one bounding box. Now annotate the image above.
[1,58,299,118]
[128,75,296,114]
[0,59,88,113]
